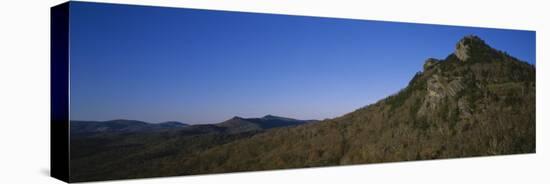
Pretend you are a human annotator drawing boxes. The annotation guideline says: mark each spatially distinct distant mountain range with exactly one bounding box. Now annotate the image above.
[70,119,188,136]
[70,115,315,137]
[70,35,535,182]
[217,115,318,134]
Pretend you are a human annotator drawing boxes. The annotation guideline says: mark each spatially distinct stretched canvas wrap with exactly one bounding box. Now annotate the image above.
[51,1,536,183]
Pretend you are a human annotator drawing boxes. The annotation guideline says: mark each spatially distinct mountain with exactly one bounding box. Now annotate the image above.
[255,115,318,128]
[216,116,263,133]
[217,115,316,134]
[179,35,534,170]
[156,121,189,128]
[71,115,312,137]
[69,35,535,182]
[70,119,188,137]
[70,119,150,136]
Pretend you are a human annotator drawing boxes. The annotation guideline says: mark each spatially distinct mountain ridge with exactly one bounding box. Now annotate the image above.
[70,115,315,137]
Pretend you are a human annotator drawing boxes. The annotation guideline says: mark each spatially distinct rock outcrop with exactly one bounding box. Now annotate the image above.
[423,58,440,71]
[418,72,465,116]
[454,35,487,61]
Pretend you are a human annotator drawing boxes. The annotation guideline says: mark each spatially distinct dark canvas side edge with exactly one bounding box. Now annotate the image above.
[51,1,70,183]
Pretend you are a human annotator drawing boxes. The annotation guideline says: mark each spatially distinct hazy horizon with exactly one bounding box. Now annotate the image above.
[68,2,536,124]
[69,113,318,124]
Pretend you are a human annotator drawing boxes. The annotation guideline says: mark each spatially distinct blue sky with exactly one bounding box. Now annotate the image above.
[69,2,536,124]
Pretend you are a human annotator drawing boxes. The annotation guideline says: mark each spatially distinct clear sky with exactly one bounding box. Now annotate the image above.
[68,2,536,124]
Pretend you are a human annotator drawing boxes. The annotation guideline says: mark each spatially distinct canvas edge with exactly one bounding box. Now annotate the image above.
[51,1,71,183]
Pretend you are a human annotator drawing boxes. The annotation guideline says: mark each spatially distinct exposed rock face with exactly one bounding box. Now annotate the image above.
[418,72,465,116]
[423,58,440,71]
[454,35,486,61]
[418,36,490,115]
[455,41,471,61]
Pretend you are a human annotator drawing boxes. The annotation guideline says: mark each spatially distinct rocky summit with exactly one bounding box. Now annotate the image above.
[455,35,486,61]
